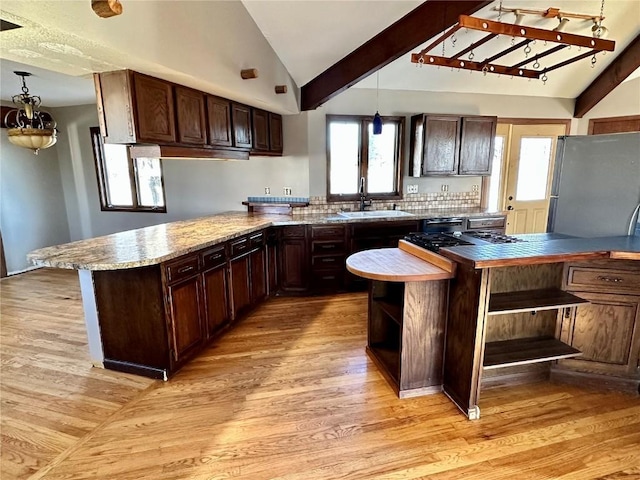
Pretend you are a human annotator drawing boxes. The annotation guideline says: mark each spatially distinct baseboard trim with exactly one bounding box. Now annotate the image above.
[550,368,640,395]
[104,359,168,381]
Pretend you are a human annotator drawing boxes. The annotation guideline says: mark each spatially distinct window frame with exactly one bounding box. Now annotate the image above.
[90,127,167,213]
[326,114,405,202]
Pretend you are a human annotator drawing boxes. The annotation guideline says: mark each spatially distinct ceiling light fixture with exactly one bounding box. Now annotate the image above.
[372,71,382,135]
[4,71,57,154]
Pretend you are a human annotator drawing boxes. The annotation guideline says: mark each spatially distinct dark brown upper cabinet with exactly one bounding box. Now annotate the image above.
[269,113,283,153]
[410,114,496,176]
[175,86,206,145]
[95,70,176,144]
[94,69,283,157]
[252,109,270,151]
[206,95,233,147]
[232,103,252,149]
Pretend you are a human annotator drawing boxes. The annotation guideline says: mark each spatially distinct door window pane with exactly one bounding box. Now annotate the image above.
[103,143,133,206]
[135,158,165,208]
[367,123,396,193]
[329,122,360,195]
[516,137,552,201]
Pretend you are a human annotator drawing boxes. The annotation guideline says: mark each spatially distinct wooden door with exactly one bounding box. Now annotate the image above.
[559,292,640,378]
[206,95,233,147]
[229,254,251,318]
[269,113,283,153]
[279,238,308,292]
[422,115,461,175]
[252,109,269,151]
[132,73,176,144]
[166,275,203,362]
[459,116,497,175]
[503,124,566,234]
[175,86,206,145]
[231,103,252,149]
[202,264,229,337]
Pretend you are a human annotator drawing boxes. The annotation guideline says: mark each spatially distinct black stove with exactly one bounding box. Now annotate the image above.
[403,232,474,252]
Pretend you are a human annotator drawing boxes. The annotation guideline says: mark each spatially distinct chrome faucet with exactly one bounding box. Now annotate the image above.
[359,176,372,211]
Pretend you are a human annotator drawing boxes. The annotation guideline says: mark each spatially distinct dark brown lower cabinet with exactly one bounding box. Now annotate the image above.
[229,253,251,319]
[166,275,204,363]
[279,226,309,293]
[266,229,279,296]
[202,263,229,337]
[250,247,267,303]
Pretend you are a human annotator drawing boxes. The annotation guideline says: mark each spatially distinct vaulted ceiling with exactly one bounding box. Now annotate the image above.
[1,0,638,114]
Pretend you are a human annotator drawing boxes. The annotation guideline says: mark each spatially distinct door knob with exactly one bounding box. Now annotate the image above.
[507,206,514,210]
[508,196,514,201]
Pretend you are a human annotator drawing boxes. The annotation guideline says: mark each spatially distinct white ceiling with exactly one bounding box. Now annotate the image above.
[0,0,638,108]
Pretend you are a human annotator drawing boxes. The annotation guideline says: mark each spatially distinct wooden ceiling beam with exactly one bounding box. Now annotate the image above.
[300,0,491,111]
[574,33,640,118]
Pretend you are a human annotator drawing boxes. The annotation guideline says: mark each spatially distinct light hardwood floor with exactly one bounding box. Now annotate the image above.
[1,268,639,479]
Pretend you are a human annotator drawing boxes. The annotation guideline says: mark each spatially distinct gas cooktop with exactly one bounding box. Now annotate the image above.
[403,231,523,252]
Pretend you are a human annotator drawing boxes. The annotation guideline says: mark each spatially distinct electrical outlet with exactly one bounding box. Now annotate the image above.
[283,187,292,196]
[407,185,418,194]
[441,184,449,192]
[264,187,271,195]
[472,184,479,192]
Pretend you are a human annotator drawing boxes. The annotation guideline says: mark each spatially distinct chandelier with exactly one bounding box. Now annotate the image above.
[4,71,57,155]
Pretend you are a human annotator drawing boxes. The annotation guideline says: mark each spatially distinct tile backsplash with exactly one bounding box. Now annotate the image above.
[291,191,481,215]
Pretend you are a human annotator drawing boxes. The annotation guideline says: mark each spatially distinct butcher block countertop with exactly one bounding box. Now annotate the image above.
[439,235,640,269]
[346,240,456,282]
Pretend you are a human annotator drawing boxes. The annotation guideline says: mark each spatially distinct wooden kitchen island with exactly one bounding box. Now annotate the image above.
[437,235,640,419]
[346,240,456,398]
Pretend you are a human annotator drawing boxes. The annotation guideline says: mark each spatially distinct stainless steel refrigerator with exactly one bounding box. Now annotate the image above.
[547,132,640,238]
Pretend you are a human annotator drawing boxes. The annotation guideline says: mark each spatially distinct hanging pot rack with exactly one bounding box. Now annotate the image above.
[410,15,615,80]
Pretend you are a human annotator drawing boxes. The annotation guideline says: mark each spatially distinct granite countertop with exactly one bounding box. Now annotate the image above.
[439,235,640,269]
[28,208,505,271]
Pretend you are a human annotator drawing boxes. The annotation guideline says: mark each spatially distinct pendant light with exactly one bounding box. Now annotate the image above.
[372,70,382,135]
[4,71,57,155]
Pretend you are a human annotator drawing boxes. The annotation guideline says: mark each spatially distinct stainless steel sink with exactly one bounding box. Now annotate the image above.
[337,210,415,218]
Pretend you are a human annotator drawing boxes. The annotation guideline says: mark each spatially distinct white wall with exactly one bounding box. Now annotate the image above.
[53,105,309,240]
[304,87,576,197]
[0,118,70,273]
[574,77,640,135]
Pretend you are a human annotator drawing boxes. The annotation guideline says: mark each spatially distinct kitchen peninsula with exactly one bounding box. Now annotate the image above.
[29,212,640,418]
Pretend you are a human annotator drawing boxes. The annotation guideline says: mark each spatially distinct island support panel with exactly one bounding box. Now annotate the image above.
[367,279,448,398]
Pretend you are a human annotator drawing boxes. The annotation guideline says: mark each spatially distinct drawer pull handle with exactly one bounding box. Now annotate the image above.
[177,265,195,274]
[208,254,223,261]
[321,258,336,263]
[321,276,336,280]
[320,244,336,249]
[597,275,623,283]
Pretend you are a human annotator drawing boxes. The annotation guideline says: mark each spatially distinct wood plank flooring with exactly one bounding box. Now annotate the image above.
[1,268,639,479]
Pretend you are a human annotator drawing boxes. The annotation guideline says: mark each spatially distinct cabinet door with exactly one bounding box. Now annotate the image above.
[229,254,251,318]
[206,95,233,147]
[269,113,283,153]
[132,73,176,144]
[231,103,252,149]
[202,264,229,337]
[279,237,308,292]
[250,247,267,303]
[266,239,278,296]
[459,116,497,175]
[252,109,270,151]
[422,115,461,175]
[559,292,640,378]
[175,86,206,145]
[166,275,204,362]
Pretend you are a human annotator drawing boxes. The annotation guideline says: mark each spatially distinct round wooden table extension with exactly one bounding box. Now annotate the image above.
[346,247,453,282]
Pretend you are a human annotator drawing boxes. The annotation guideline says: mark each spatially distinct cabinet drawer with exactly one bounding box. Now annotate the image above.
[310,271,344,290]
[312,255,345,269]
[164,255,200,284]
[312,241,345,254]
[201,246,226,269]
[230,237,250,257]
[249,232,264,248]
[567,267,640,293]
[281,226,306,238]
[311,225,345,239]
